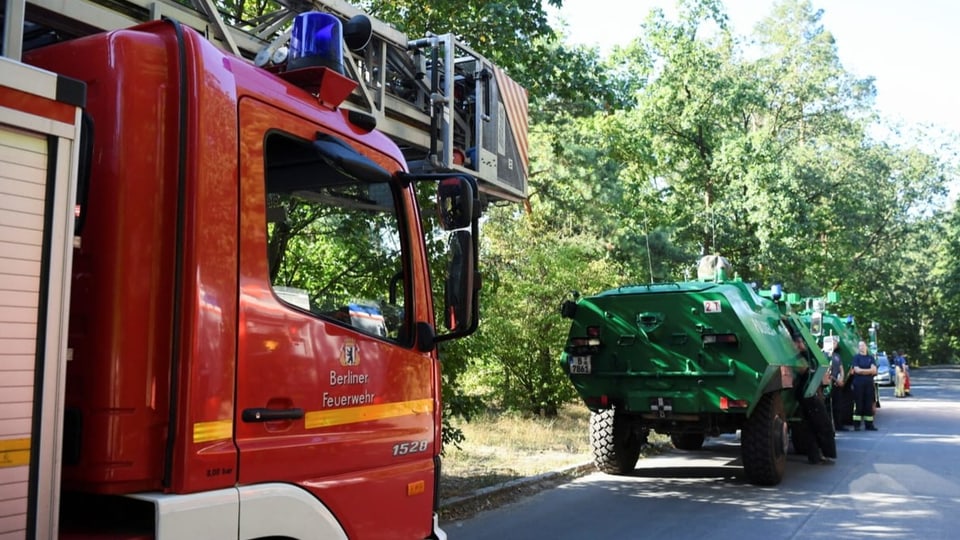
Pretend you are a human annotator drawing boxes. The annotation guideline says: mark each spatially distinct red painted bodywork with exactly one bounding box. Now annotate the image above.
[26,21,443,539]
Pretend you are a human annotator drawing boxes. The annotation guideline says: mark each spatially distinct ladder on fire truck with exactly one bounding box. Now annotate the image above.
[0,0,529,203]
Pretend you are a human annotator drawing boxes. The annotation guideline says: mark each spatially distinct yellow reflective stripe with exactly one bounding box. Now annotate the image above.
[0,438,31,468]
[193,420,233,443]
[305,399,434,430]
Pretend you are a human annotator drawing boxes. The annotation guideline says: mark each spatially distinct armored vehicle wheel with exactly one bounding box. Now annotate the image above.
[670,433,705,451]
[590,408,646,474]
[741,392,787,486]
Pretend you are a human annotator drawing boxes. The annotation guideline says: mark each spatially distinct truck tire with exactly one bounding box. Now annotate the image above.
[741,392,788,486]
[670,433,705,451]
[590,408,645,474]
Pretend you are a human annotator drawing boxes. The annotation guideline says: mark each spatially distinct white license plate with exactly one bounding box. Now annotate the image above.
[570,356,592,375]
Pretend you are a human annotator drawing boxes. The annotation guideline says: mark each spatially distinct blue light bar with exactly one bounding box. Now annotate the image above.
[288,12,345,74]
[771,283,782,300]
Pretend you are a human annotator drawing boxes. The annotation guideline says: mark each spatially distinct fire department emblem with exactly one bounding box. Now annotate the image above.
[340,339,360,366]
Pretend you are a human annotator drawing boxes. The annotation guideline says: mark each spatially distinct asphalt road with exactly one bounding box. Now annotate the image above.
[444,366,960,539]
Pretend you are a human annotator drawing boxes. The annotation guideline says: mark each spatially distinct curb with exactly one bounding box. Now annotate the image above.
[439,461,595,509]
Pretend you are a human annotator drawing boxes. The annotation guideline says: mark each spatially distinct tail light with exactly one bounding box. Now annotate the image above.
[582,395,611,408]
[719,396,749,410]
[568,326,601,355]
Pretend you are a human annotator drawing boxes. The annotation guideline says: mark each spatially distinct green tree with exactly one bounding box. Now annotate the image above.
[926,201,960,364]
[469,207,624,415]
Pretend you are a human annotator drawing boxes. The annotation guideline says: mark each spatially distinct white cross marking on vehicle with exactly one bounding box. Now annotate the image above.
[650,397,673,418]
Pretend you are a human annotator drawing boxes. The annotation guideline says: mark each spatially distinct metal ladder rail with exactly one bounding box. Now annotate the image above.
[4,0,526,201]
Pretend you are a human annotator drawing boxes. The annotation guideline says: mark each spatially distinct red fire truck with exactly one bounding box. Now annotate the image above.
[0,1,528,538]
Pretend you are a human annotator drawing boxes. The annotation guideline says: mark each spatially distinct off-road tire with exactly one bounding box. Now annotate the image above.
[670,433,705,451]
[741,392,788,486]
[590,408,645,474]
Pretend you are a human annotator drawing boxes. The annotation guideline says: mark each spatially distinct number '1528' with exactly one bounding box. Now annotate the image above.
[392,440,429,456]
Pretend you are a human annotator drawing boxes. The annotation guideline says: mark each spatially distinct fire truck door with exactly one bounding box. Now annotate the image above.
[234,97,438,538]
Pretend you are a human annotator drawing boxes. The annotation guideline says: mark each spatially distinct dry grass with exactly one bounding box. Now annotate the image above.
[437,404,594,521]
[438,403,671,521]
[439,404,593,501]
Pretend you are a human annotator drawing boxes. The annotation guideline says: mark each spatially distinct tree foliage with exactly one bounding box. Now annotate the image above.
[199,0,960,425]
[493,0,958,417]
[468,208,624,415]
[922,200,960,364]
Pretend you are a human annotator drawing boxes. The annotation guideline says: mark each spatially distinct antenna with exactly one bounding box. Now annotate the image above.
[711,208,716,256]
[644,212,654,283]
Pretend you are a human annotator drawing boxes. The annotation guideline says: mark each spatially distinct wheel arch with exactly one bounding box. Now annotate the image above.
[239,483,348,540]
[127,484,348,540]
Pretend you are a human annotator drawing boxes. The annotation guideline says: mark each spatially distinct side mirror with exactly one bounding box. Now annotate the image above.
[436,176,476,230]
[402,173,480,349]
[442,230,476,333]
[428,228,479,349]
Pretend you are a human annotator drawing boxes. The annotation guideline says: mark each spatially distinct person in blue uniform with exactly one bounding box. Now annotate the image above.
[850,341,878,431]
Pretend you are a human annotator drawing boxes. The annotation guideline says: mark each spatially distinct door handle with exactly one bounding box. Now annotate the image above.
[242,407,305,422]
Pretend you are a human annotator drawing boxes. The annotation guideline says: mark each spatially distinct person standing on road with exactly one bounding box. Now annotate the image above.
[792,334,837,464]
[893,350,910,397]
[893,350,905,397]
[824,338,850,431]
[850,341,878,431]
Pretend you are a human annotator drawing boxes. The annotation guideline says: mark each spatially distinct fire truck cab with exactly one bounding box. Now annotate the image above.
[0,1,527,538]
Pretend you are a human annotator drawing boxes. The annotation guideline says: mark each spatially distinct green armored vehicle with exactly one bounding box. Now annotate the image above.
[797,294,863,428]
[560,256,834,485]
[797,293,861,367]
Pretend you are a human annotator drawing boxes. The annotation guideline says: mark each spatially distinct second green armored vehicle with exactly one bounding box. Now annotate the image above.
[797,293,861,368]
[560,256,833,485]
[797,293,864,429]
